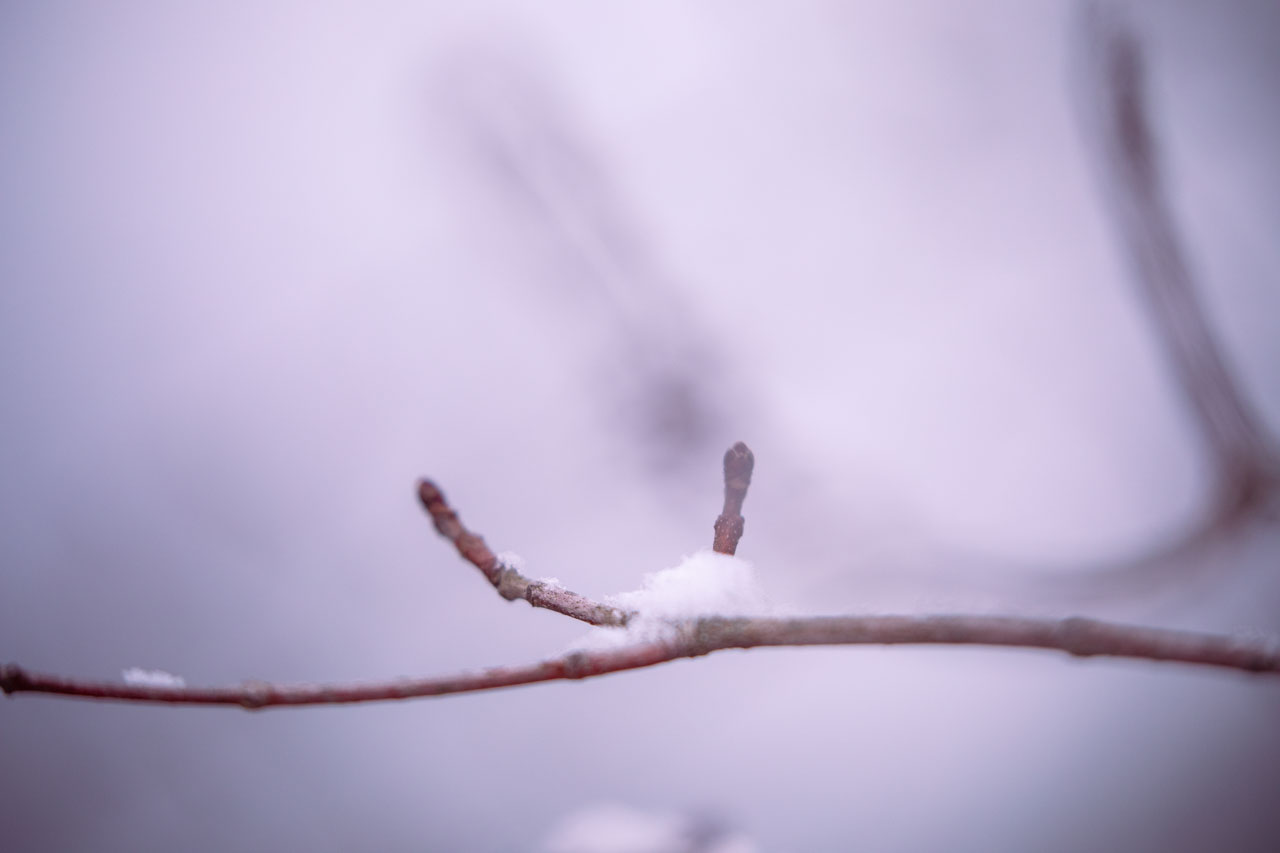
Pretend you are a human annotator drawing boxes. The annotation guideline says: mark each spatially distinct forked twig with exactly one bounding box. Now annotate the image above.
[4,443,1278,710]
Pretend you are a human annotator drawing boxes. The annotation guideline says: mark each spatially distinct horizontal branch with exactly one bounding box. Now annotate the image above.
[9,445,1274,713]
[4,614,1276,709]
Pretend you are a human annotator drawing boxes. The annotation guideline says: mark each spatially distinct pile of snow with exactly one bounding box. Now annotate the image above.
[576,550,773,648]
[608,550,769,620]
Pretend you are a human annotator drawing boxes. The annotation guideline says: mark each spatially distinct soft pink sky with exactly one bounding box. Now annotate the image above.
[2,2,1278,850]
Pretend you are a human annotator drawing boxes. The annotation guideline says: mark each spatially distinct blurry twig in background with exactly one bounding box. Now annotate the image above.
[775,6,1280,611]
[5,443,1278,710]
[853,7,1280,609]
[435,55,734,473]
[1079,4,1278,520]
[1033,4,1280,599]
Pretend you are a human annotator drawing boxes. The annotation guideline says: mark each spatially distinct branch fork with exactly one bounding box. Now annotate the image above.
[3,442,1278,709]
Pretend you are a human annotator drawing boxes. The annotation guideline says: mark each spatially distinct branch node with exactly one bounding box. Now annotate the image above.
[1,663,29,695]
[1057,616,1103,658]
[680,620,719,658]
[238,680,273,710]
[562,652,591,680]
[495,567,529,602]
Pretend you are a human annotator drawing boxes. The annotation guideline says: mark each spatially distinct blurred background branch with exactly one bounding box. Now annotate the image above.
[434,55,738,474]
[1079,5,1278,521]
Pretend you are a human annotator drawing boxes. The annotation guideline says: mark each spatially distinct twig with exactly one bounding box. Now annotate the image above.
[417,479,630,627]
[712,442,755,555]
[1079,6,1278,517]
[4,614,1275,708]
[6,443,1279,710]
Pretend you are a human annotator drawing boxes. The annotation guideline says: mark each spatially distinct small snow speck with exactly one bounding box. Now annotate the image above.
[122,668,185,687]
[497,551,527,572]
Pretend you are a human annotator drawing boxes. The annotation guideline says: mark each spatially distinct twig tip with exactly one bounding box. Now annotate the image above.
[724,441,754,485]
[416,479,443,508]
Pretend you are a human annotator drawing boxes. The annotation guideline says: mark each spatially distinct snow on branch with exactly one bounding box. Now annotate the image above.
[4,443,1279,711]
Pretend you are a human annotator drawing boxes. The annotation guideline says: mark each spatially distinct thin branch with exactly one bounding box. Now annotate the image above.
[1078,6,1278,518]
[4,614,1276,709]
[417,479,630,627]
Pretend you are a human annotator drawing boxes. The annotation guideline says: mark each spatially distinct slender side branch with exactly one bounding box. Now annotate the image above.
[8,444,1277,711]
[1080,7,1278,516]
[417,479,629,627]
[713,442,755,555]
[440,60,729,471]
[4,614,1276,709]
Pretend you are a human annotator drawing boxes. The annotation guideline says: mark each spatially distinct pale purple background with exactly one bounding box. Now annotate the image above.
[2,2,1279,851]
